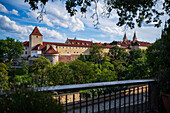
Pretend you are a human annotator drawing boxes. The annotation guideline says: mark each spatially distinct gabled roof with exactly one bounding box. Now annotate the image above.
[32,44,46,50]
[23,41,29,46]
[30,26,43,36]
[44,46,59,54]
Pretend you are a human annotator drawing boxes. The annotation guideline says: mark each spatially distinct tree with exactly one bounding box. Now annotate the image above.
[0,63,10,90]
[128,49,146,64]
[89,44,104,64]
[108,46,128,62]
[0,37,24,62]
[70,59,94,83]
[100,62,117,82]
[108,46,128,80]
[24,0,169,29]
[146,20,170,77]
[30,56,51,87]
[48,62,75,85]
[126,57,150,79]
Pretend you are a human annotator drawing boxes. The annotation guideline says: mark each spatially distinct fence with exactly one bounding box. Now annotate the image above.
[34,79,155,113]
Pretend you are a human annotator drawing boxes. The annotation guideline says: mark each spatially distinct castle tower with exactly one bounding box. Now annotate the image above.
[29,26,43,56]
[123,33,127,42]
[133,31,137,42]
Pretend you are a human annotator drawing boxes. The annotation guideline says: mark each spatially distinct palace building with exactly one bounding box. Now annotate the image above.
[22,26,152,64]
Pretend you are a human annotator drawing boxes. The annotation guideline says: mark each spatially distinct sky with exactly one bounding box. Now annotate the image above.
[0,0,168,43]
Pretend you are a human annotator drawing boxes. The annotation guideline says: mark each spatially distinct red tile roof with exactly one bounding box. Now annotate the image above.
[137,41,152,46]
[43,42,92,47]
[44,46,59,54]
[30,26,43,36]
[32,44,46,50]
[23,41,29,46]
[66,39,92,46]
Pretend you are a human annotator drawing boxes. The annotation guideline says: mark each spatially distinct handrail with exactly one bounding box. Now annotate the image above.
[35,79,155,92]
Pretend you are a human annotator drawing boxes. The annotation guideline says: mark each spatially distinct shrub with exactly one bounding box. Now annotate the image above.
[0,90,64,113]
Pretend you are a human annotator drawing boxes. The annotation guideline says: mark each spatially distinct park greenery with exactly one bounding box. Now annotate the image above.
[0,21,169,90]
[0,20,169,113]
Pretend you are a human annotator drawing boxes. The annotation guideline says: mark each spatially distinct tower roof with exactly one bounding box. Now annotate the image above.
[133,32,137,42]
[123,33,127,42]
[30,26,43,36]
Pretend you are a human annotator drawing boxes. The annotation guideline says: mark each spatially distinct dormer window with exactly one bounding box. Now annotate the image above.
[86,43,88,45]
[82,43,84,45]
[72,42,74,44]
[76,42,79,45]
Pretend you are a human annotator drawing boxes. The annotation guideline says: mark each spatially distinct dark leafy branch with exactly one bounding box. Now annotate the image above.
[24,0,169,29]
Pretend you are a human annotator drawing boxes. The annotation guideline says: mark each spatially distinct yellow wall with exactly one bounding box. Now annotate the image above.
[56,46,90,55]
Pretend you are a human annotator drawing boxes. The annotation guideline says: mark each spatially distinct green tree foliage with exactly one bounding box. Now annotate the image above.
[0,37,24,62]
[100,62,117,81]
[70,59,92,83]
[24,0,169,29]
[0,90,64,113]
[108,46,128,80]
[146,20,170,76]
[108,46,128,62]
[30,56,51,87]
[128,49,146,64]
[48,62,75,85]
[126,57,150,79]
[0,63,10,90]
[89,44,104,64]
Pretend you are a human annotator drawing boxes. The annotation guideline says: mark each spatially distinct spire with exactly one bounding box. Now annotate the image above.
[123,33,127,42]
[30,26,43,36]
[133,31,137,42]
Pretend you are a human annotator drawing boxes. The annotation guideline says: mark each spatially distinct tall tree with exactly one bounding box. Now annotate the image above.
[108,46,128,80]
[128,49,146,64]
[0,37,24,62]
[48,62,75,85]
[30,56,51,87]
[108,46,128,62]
[89,44,104,64]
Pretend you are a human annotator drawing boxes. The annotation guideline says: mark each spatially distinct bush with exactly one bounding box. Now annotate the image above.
[0,90,64,113]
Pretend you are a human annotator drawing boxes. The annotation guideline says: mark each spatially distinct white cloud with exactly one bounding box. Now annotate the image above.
[25,1,85,32]
[39,27,66,41]
[11,9,19,16]
[26,11,53,27]
[0,3,8,13]
[0,14,66,41]
[0,3,19,16]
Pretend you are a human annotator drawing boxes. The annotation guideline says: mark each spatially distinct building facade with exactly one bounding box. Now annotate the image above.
[22,26,152,64]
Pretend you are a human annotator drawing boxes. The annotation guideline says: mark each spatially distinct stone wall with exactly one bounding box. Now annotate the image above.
[59,54,80,63]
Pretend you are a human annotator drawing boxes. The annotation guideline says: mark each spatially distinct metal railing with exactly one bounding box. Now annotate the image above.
[35,79,155,113]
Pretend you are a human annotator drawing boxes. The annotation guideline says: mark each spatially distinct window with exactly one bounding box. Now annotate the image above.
[25,51,27,54]
[36,36,38,38]
[77,52,78,53]
[72,42,74,44]
[63,47,64,48]
[82,43,84,45]
[86,43,88,45]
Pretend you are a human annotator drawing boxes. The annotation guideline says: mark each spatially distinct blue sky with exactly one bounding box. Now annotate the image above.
[0,0,168,43]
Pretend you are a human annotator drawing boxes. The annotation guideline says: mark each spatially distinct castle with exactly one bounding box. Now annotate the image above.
[22,26,152,64]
